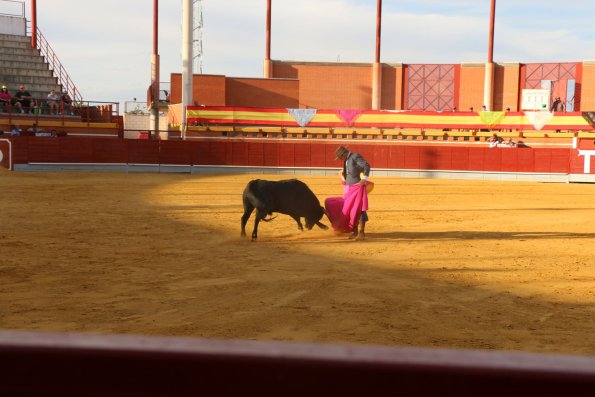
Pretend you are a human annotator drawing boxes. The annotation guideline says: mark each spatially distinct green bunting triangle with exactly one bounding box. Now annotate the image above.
[479,111,505,127]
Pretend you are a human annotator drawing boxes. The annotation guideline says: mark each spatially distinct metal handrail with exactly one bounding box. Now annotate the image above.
[0,97,119,126]
[34,27,83,105]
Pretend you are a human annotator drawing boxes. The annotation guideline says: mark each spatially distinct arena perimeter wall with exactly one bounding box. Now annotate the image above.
[3,137,595,182]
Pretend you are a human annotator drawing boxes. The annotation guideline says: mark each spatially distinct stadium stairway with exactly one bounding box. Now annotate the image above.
[0,33,60,99]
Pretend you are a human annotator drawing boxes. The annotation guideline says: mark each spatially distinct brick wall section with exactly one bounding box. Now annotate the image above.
[170,73,298,108]
[459,63,486,111]
[170,73,227,106]
[225,77,299,108]
[580,62,595,111]
[492,63,520,111]
[381,63,403,110]
[273,62,373,109]
[272,62,298,79]
[272,61,404,110]
[169,61,595,112]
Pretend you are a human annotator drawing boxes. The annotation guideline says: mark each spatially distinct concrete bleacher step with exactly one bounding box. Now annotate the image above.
[1,75,58,86]
[0,38,32,49]
[1,68,54,77]
[0,60,49,69]
[0,33,30,41]
[0,54,46,64]
[0,46,42,56]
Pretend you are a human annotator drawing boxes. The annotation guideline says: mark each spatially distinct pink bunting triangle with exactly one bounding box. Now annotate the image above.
[336,109,362,127]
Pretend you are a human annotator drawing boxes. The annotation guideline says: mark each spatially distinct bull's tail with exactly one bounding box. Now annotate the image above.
[261,214,277,222]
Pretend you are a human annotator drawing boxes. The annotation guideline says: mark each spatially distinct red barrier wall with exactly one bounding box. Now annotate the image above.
[3,330,595,397]
[5,137,594,176]
[0,139,11,169]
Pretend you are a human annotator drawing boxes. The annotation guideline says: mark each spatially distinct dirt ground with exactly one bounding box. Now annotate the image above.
[1,169,595,356]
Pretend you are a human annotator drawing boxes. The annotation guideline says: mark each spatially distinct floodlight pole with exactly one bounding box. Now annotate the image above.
[264,0,272,78]
[30,0,37,48]
[372,0,382,110]
[484,0,496,111]
[150,0,160,138]
[182,0,193,140]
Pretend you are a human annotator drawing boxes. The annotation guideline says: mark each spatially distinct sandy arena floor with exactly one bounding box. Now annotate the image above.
[1,169,595,356]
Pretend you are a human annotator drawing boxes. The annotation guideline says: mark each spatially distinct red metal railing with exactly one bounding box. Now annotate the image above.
[34,27,83,105]
[0,97,119,125]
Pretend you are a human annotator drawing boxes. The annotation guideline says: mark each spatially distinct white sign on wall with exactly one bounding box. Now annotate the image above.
[521,89,550,111]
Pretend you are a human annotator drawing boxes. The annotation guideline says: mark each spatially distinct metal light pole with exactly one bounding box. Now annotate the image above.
[182,0,193,140]
[150,0,160,138]
[483,0,496,111]
[264,0,272,78]
[372,0,382,110]
[31,0,37,48]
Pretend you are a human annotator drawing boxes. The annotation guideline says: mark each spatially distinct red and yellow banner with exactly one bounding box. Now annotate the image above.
[185,106,594,131]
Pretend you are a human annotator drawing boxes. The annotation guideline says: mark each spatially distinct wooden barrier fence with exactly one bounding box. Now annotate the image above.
[1,330,595,397]
[2,136,593,176]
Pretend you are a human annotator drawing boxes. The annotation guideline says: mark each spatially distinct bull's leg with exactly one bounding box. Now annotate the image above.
[315,221,329,230]
[241,202,255,237]
[251,209,267,241]
[291,216,304,232]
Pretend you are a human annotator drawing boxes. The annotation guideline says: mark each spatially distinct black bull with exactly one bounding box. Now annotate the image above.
[241,179,328,241]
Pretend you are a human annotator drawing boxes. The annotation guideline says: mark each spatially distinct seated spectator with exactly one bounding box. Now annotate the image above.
[26,123,43,135]
[0,85,11,112]
[9,124,22,136]
[26,123,38,133]
[487,133,502,148]
[12,84,33,113]
[61,91,73,115]
[47,89,60,115]
[500,137,517,147]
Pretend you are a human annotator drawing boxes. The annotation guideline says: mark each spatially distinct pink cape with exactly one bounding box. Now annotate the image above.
[324,182,369,233]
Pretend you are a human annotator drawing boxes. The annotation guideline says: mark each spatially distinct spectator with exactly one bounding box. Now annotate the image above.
[482,105,487,112]
[500,137,516,147]
[551,96,565,112]
[26,123,43,135]
[469,106,474,112]
[47,89,60,115]
[28,123,50,136]
[12,84,33,114]
[487,132,502,148]
[0,85,11,112]
[26,123,38,134]
[9,124,22,136]
[61,91,73,115]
